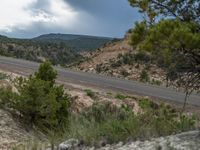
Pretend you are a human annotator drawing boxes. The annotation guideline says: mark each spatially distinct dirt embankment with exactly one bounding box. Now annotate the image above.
[73,33,166,85]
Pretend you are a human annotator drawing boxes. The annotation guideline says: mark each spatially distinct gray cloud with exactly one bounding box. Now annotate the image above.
[0,0,141,38]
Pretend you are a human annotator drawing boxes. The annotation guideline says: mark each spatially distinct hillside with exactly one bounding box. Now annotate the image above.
[73,32,166,85]
[0,35,83,65]
[0,34,113,66]
[33,33,113,52]
[0,69,199,150]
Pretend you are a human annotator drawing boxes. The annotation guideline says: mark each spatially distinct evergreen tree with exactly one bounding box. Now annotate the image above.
[129,0,200,110]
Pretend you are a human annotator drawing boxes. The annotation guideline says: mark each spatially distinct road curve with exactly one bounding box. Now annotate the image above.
[0,56,199,106]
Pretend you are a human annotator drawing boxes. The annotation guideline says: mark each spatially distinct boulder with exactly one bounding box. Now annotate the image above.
[58,139,79,150]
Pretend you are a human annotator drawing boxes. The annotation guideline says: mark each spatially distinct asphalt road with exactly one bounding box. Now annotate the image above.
[0,56,199,106]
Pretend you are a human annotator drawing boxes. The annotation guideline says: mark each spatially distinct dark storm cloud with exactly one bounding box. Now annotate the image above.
[64,0,141,37]
[0,0,141,38]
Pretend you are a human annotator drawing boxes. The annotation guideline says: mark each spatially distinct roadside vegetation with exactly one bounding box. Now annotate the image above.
[0,0,199,148]
[95,51,164,86]
[0,62,198,149]
[0,72,8,80]
[115,93,127,100]
[0,61,71,148]
[84,89,97,99]
[67,100,196,146]
[0,36,83,66]
[129,0,200,108]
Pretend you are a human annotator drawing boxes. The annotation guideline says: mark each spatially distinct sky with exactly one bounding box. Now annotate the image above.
[0,0,141,38]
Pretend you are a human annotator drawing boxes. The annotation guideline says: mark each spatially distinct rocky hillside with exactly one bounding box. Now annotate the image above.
[73,33,166,85]
[0,35,82,65]
[57,130,200,150]
[0,34,112,66]
[0,69,199,150]
[0,109,34,150]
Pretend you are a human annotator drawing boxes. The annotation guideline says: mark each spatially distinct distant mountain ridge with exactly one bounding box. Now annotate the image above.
[33,33,114,52]
[33,33,113,40]
[0,33,114,66]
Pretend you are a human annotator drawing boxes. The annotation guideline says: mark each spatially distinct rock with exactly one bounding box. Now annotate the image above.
[99,139,108,147]
[58,139,79,150]
[115,141,123,148]
[94,130,200,150]
[57,131,200,150]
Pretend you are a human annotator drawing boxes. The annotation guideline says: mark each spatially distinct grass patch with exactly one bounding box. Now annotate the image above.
[0,73,8,80]
[12,140,50,150]
[84,89,97,99]
[115,94,127,100]
[107,92,113,96]
[65,100,196,146]
[150,79,162,86]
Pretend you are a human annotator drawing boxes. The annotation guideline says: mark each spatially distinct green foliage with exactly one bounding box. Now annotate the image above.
[111,60,123,68]
[140,69,150,83]
[151,79,162,86]
[95,64,102,73]
[0,87,17,108]
[121,53,135,65]
[139,98,155,109]
[109,51,151,70]
[84,89,96,99]
[134,51,151,64]
[12,140,49,150]
[107,92,112,96]
[0,62,71,133]
[34,34,113,52]
[0,35,83,66]
[115,94,127,100]
[129,0,200,94]
[0,73,8,80]
[16,78,69,130]
[67,101,196,145]
[129,0,200,24]
[35,61,57,85]
[130,21,148,47]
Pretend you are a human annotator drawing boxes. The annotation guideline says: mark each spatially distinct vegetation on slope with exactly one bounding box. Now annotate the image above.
[0,35,83,65]
[0,62,197,149]
[129,0,200,105]
[33,33,113,52]
[67,100,196,146]
[0,61,71,138]
[0,34,113,66]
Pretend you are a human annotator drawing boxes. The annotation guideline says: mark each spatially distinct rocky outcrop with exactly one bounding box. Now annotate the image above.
[57,130,200,150]
[0,109,32,150]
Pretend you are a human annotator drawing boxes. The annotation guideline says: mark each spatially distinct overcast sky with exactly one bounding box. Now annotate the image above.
[0,0,141,38]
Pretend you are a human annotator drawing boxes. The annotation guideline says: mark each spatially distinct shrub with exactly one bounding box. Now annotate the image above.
[95,64,102,73]
[140,69,150,82]
[122,53,135,65]
[134,51,151,64]
[139,98,154,109]
[0,87,17,108]
[120,69,130,77]
[66,101,196,146]
[115,94,127,100]
[1,61,71,133]
[111,60,123,68]
[151,79,162,86]
[84,89,96,99]
[0,73,8,80]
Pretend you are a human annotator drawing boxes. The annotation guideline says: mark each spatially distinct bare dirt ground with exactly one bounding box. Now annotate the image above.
[72,33,167,85]
[73,33,133,72]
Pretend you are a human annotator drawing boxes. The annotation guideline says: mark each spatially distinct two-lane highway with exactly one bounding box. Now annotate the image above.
[0,56,199,106]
